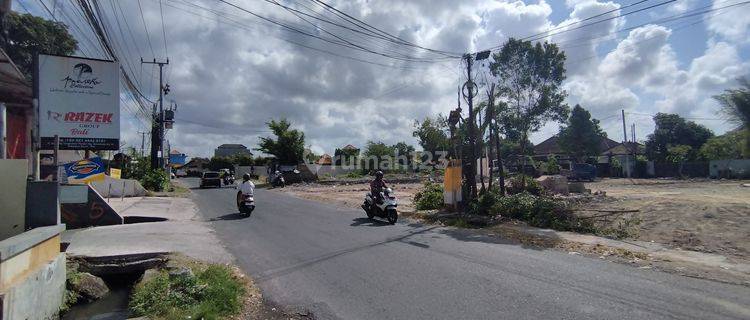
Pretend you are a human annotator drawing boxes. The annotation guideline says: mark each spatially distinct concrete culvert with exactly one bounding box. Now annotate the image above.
[123,216,169,224]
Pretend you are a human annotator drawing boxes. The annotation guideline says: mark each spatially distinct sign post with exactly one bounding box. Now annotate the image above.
[36,54,119,151]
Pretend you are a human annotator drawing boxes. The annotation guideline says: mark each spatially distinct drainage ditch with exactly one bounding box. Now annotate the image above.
[61,253,169,320]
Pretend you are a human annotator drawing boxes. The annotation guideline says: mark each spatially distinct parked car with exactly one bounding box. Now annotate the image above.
[200,171,222,188]
[569,163,596,182]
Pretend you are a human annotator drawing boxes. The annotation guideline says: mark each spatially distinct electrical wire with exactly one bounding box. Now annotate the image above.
[137,0,156,58]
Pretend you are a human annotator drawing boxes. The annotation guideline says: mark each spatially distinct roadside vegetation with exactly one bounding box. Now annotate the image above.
[130,264,245,320]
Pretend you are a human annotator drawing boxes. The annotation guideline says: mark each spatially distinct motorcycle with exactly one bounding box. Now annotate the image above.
[236,190,255,216]
[268,171,286,188]
[361,188,398,224]
[223,174,235,187]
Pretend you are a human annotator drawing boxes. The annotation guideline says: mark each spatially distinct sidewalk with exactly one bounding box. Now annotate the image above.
[63,196,232,264]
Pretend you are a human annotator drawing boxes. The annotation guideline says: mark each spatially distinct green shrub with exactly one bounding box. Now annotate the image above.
[492,193,595,233]
[141,169,169,191]
[413,182,444,210]
[344,171,364,179]
[130,265,245,320]
[506,175,543,195]
[467,188,502,216]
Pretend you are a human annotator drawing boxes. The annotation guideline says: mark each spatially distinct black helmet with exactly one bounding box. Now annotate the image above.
[243,173,250,181]
[375,170,384,179]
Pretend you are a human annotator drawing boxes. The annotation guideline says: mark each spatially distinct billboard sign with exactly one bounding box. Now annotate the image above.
[37,54,120,150]
[64,157,106,184]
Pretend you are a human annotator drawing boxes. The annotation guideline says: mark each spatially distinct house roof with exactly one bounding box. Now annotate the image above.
[342,144,358,150]
[217,144,247,149]
[0,48,32,106]
[533,135,621,156]
[603,141,644,155]
[316,154,332,165]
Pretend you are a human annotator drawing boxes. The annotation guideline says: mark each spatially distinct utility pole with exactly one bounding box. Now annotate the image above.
[137,131,148,157]
[141,58,169,169]
[621,109,628,143]
[463,53,478,201]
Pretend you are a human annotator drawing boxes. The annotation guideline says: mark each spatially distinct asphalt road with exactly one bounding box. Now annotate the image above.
[184,178,750,320]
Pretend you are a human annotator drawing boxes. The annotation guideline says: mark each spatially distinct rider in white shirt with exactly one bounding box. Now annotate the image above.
[239,173,255,196]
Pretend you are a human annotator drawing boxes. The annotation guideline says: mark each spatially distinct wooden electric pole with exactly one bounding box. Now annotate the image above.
[141,58,169,169]
[463,54,478,201]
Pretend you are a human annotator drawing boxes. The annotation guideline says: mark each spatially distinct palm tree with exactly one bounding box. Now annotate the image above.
[714,77,750,158]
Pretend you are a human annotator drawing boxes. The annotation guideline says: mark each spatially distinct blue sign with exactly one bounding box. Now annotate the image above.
[64,157,106,183]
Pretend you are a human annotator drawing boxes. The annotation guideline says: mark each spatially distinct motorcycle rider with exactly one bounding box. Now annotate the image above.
[239,173,255,197]
[370,170,387,204]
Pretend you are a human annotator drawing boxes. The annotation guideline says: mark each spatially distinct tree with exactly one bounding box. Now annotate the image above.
[699,131,743,160]
[363,141,395,171]
[4,12,78,78]
[392,141,416,168]
[334,146,359,166]
[490,38,569,163]
[412,115,450,157]
[232,154,254,166]
[207,157,233,171]
[304,148,320,164]
[645,113,713,162]
[558,105,607,162]
[256,119,305,165]
[667,145,692,177]
[713,77,750,158]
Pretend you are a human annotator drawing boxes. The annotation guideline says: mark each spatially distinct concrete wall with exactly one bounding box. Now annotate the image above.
[709,159,750,179]
[61,185,123,229]
[0,225,66,320]
[91,176,147,198]
[235,165,268,178]
[0,160,28,241]
[25,181,61,231]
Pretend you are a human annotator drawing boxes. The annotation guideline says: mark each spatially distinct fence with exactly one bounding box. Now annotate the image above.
[650,161,709,178]
[709,159,750,179]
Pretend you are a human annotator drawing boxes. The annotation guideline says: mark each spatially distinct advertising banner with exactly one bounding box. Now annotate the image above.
[37,54,120,150]
[110,168,121,179]
[64,157,106,184]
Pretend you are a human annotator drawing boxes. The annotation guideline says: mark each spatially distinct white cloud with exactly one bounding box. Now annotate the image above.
[85,0,746,157]
[707,0,750,43]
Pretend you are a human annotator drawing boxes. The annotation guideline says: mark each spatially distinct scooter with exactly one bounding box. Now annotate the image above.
[361,188,398,224]
[223,174,235,187]
[269,171,286,188]
[236,190,255,216]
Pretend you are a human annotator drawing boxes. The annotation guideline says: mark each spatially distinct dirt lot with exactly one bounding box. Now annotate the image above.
[278,181,423,214]
[583,178,750,261]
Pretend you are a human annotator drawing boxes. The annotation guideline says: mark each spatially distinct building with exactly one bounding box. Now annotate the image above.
[169,149,188,166]
[316,154,332,165]
[0,48,33,174]
[214,144,253,158]
[533,135,622,160]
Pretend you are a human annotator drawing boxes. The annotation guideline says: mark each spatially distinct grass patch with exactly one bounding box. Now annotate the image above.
[129,264,245,320]
[60,268,83,314]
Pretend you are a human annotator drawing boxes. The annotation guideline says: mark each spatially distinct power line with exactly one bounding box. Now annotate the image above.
[214,0,456,63]
[476,0,677,53]
[563,1,748,69]
[522,0,652,42]
[557,0,749,53]
[308,0,461,57]
[162,0,449,71]
[137,0,156,57]
[261,0,460,59]
[158,0,168,57]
